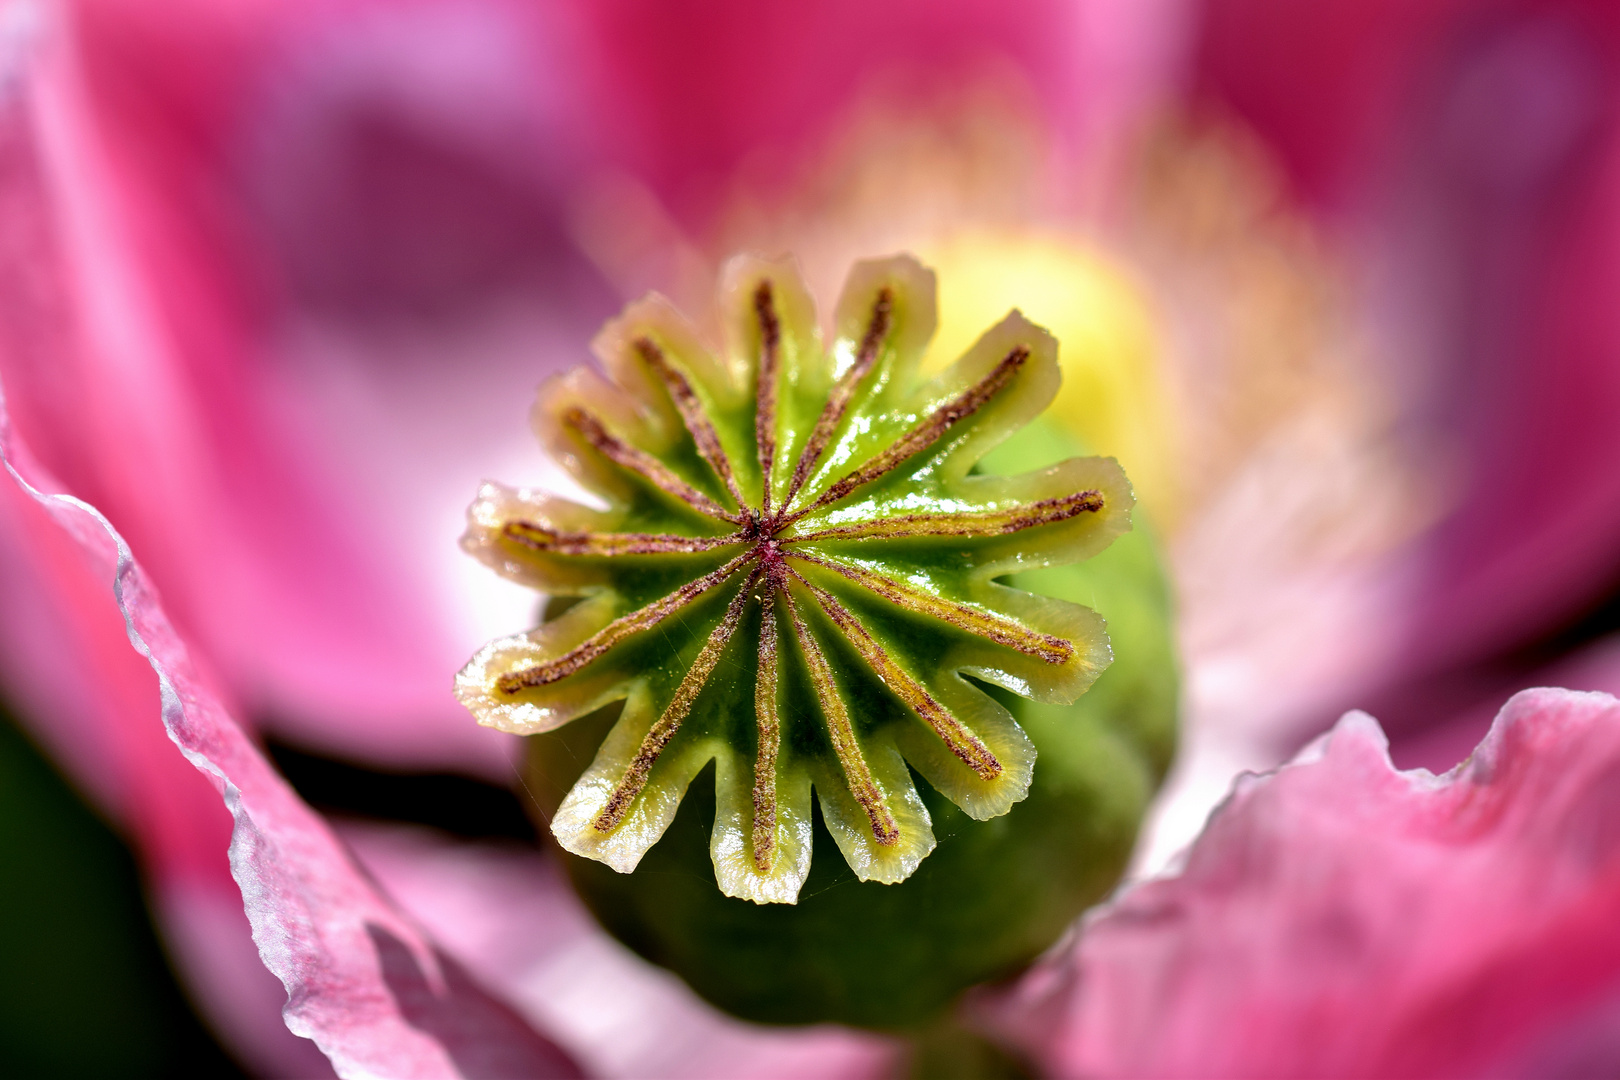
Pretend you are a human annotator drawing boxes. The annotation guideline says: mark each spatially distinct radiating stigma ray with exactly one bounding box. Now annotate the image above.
[784,588,899,846]
[497,551,754,693]
[781,288,893,509]
[634,337,747,509]
[593,565,764,833]
[504,521,745,556]
[787,549,1074,664]
[563,405,741,523]
[787,345,1030,523]
[752,590,782,872]
[788,566,1002,782]
[754,281,781,518]
[785,489,1103,544]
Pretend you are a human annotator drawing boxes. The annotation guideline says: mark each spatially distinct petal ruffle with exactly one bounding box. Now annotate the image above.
[983,687,1620,1078]
[0,401,331,1076]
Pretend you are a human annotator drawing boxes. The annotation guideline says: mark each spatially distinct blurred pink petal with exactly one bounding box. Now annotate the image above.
[0,390,580,1077]
[1192,0,1457,208]
[575,0,1187,223]
[1195,1,1620,725]
[343,822,897,1080]
[0,0,611,775]
[984,687,1620,1078]
[1367,8,1620,695]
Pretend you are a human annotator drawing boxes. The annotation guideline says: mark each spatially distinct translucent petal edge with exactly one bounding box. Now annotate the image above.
[551,696,718,874]
[812,739,937,885]
[453,597,630,735]
[712,753,815,905]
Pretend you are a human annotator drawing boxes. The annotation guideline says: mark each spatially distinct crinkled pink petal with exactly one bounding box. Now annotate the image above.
[1,392,579,1077]
[341,821,897,1080]
[0,430,332,1077]
[156,876,340,1076]
[1389,631,1620,775]
[981,687,1620,1078]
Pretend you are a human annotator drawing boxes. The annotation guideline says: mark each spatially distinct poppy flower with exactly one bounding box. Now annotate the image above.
[6,1,1620,1076]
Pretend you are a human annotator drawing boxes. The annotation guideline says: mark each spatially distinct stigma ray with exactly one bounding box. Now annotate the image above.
[785,489,1103,545]
[503,521,745,557]
[788,345,1029,522]
[789,567,1002,782]
[752,590,782,872]
[784,589,900,846]
[593,565,764,833]
[787,550,1073,664]
[562,405,741,524]
[634,338,747,509]
[781,288,893,510]
[496,550,754,694]
[754,282,781,518]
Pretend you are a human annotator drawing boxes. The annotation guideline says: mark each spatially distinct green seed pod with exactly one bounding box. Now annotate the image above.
[457,254,1178,1028]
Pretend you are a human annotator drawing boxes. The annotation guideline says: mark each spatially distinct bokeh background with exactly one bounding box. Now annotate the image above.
[4,0,1620,1073]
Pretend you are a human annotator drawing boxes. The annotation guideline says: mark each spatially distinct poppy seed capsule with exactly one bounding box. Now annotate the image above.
[457,254,1178,1027]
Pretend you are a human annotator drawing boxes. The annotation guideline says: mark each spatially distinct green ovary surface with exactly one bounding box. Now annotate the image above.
[525,418,1177,1028]
[455,250,1180,1029]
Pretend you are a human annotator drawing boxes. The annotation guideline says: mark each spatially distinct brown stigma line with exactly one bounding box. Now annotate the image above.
[784,549,1075,665]
[780,287,893,509]
[784,489,1104,545]
[783,580,899,846]
[503,521,744,557]
[784,345,1030,524]
[494,552,755,694]
[754,281,781,518]
[593,564,764,833]
[787,565,1001,782]
[562,405,742,524]
[752,591,783,871]
[497,287,1099,859]
[633,337,747,509]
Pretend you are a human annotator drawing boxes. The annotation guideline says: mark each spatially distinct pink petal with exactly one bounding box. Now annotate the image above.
[1,389,578,1077]
[0,422,333,1076]
[156,876,341,1076]
[576,0,1183,219]
[1195,2,1620,712]
[1372,10,1620,686]
[1389,632,1620,775]
[1192,0,1460,208]
[0,408,331,1077]
[342,821,898,1080]
[983,687,1620,1078]
[0,0,578,776]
